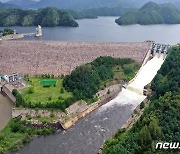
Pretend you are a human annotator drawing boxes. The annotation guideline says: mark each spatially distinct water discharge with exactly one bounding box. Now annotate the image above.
[15,54,165,154]
[99,54,164,112]
[128,54,164,93]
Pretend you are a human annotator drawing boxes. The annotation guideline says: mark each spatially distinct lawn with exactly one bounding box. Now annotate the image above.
[21,78,73,104]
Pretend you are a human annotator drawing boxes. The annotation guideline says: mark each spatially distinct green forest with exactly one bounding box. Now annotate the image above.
[115,2,180,25]
[0,7,80,27]
[102,46,180,154]
[63,56,137,100]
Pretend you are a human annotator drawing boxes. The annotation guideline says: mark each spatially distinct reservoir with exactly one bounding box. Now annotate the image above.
[0,94,13,131]
[15,54,164,154]
[1,17,180,44]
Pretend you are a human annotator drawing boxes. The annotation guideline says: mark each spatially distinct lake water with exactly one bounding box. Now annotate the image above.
[1,17,180,44]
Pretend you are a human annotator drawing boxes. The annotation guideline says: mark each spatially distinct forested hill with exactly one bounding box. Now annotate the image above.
[102,46,180,154]
[0,7,80,27]
[115,2,180,25]
[4,0,180,10]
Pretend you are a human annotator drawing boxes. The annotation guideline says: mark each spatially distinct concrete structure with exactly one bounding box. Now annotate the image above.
[3,73,19,83]
[13,30,16,35]
[151,43,170,60]
[35,25,42,37]
[1,84,16,103]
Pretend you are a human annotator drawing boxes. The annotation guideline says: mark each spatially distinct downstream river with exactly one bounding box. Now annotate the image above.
[0,17,180,44]
[0,94,12,130]
[15,54,164,154]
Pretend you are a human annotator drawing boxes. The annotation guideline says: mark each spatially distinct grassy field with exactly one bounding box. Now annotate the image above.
[21,78,73,104]
[100,62,140,89]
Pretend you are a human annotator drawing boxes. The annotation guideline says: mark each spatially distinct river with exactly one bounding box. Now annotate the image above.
[14,54,164,154]
[0,93,13,131]
[0,17,180,44]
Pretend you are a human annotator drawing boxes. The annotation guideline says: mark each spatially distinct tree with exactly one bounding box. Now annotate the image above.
[12,89,18,97]
[60,88,64,94]
[28,87,34,94]
[140,102,145,109]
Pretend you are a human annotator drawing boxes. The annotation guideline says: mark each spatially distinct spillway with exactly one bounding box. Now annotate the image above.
[14,54,165,154]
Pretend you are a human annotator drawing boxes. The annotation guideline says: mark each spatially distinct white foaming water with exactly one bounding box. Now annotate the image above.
[128,54,164,93]
[99,54,165,111]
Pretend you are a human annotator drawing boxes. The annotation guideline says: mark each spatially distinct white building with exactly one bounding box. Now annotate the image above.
[3,73,19,83]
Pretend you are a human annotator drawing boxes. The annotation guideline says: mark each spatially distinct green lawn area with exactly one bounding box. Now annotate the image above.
[113,62,140,81]
[100,62,140,89]
[21,78,73,104]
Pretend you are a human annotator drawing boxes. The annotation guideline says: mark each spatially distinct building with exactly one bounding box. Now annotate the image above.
[3,73,19,83]
[35,25,42,37]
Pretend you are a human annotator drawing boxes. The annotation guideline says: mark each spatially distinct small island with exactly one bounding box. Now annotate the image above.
[115,2,180,25]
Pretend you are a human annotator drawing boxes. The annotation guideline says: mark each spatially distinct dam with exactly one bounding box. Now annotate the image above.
[15,46,166,154]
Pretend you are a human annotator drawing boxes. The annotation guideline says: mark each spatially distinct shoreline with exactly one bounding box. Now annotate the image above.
[98,98,150,154]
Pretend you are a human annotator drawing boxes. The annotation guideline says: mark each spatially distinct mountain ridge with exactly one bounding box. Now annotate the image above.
[3,0,180,10]
[115,2,180,25]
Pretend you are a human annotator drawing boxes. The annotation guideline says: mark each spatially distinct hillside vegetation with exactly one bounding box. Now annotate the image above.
[102,46,180,154]
[0,7,78,27]
[63,56,139,100]
[116,2,180,25]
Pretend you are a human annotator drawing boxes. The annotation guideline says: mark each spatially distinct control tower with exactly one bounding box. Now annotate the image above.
[35,25,42,37]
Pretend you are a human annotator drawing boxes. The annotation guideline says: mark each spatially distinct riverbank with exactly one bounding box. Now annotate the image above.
[13,83,124,130]
[98,97,150,154]
[0,83,123,153]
